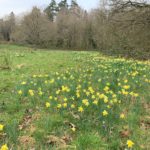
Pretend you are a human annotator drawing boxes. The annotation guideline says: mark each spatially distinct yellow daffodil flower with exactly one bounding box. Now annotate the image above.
[127,140,134,148]
[120,113,125,119]
[78,106,84,113]
[0,144,8,150]
[71,104,75,109]
[71,127,76,132]
[0,124,4,131]
[102,110,108,116]
[28,90,34,96]
[21,81,26,85]
[63,103,67,108]
[57,104,62,109]
[45,102,50,108]
[18,90,23,95]
[93,100,98,105]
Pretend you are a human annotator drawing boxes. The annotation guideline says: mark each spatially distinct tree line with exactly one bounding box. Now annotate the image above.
[0,0,150,59]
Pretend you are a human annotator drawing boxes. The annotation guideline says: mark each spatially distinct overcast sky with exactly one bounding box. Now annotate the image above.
[0,0,99,17]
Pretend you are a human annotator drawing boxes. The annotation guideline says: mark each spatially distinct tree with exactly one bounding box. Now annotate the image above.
[109,0,150,51]
[44,0,58,21]
[20,7,55,46]
[71,0,79,8]
[9,12,15,27]
[58,0,68,10]
[0,19,4,40]
[0,12,16,41]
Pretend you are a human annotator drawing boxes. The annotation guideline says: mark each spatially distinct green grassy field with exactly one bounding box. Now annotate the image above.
[0,44,150,150]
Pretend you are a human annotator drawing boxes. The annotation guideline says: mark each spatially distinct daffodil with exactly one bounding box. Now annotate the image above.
[82,99,89,106]
[127,140,134,148]
[122,89,128,95]
[56,90,60,95]
[62,86,70,92]
[76,92,80,98]
[45,102,51,108]
[18,90,23,95]
[49,96,53,99]
[120,113,125,119]
[102,110,108,116]
[118,83,121,86]
[44,80,48,84]
[123,85,130,90]
[38,91,43,96]
[91,95,95,99]
[0,124,4,131]
[64,98,68,102]
[21,81,26,85]
[113,99,118,103]
[33,75,37,78]
[0,144,8,150]
[99,94,105,99]
[98,79,101,82]
[112,94,117,98]
[57,104,62,109]
[54,97,58,101]
[93,100,98,105]
[71,127,76,132]
[107,105,111,109]
[104,97,108,103]
[63,103,67,108]
[50,79,55,83]
[124,79,128,83]
[71,104,75,109]
[104,86,109,92]
[86,91,90,96]
[88,87,94,94]
[130,92,139,97]
[131,72,138,77]
[28,90,34,96]
[78,106,84,113]
[96,92,100,96]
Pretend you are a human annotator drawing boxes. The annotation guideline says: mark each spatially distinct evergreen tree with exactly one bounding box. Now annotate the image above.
[71,0,78,8]
[58,0,68,10]
[44,0,58,21]
[9,12,16,30]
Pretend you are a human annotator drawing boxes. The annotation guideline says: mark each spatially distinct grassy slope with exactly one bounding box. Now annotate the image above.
[0,44,150,150]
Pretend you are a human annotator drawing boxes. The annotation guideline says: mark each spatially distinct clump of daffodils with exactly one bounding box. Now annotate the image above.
[15,57,147,149]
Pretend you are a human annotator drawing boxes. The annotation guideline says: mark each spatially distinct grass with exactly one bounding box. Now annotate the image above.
[0,44,150,150]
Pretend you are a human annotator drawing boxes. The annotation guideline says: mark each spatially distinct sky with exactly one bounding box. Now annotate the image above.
[0,0,99,17]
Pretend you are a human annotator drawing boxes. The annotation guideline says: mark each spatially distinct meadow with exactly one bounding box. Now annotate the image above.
[0,44,150,150]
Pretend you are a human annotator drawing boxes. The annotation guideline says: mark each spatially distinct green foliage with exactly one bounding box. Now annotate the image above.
[0,50,13,70]
[5,119,19,144]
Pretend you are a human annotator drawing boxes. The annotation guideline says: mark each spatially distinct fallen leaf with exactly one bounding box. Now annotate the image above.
[18,115,32,130]
[120,130,131,138]
[46,135,66,147]
[18,136,35,149]
[0,133,7,139]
